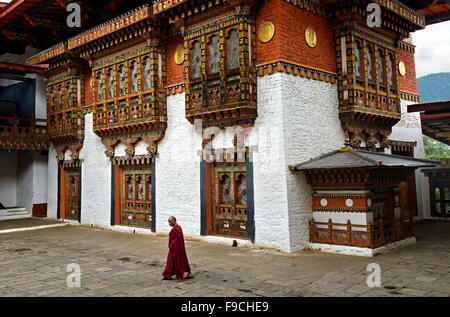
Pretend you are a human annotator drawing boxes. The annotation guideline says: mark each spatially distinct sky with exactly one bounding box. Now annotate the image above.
[413,20,450,78]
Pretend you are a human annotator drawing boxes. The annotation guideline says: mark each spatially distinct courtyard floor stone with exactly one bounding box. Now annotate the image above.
[0,218,449,297]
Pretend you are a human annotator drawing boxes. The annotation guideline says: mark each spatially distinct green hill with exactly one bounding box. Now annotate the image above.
[417,72,450,103]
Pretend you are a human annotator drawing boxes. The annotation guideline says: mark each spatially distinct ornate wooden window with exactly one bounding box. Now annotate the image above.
[46,72,85,145]
[388,53,395,86]
[50,88,56,112]
[378,49,385,85]
[184,15,257,127]
[120,165,153,229]
[366,44,374,81]
[207,34,220,75]
[130,60,139,94]
[335,30,401,151]
[91,44,166,156]
[354,40,362,79]
[191,40,201,80]
[430,174,450,218]
[118,64,127,96]
[227,29,240,73]
[143,56,152,91]
[107,67,115,100]
[97,71,104,102]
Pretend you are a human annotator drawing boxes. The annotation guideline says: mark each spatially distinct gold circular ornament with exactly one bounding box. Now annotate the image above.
[305,27,317,48]
[258,21,275,43]
[174,45,185,65]
[398,61,406,77]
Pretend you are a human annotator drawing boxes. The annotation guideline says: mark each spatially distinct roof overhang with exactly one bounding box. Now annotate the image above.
[408,100,450,145]
[289,148,438,171]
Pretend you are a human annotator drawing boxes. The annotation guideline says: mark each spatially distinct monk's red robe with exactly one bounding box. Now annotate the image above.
[162,224,191,280]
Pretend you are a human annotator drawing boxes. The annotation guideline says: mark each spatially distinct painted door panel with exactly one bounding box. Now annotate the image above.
[212,162,248,239]
[120,165,152,228]
[65,168,79,221]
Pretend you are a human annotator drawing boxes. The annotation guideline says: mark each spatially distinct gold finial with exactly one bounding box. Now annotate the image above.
[340,131,355,152]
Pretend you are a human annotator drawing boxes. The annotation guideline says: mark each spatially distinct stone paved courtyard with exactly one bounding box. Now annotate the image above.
[0,218,449,297]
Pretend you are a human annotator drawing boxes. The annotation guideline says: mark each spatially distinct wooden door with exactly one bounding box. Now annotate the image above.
[65,168,80,221]
[212,162,248,239]
[431,179,450,217]
[120,165,152,228]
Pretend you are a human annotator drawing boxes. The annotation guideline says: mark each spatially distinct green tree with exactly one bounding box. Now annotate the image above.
[423,135,450,159]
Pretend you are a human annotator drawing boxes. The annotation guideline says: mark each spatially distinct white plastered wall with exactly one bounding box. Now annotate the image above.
[47,144,58,219]
[0,151,18,208]
[280,73,345,251]
[388,99,430,219]
[78,113,112,226]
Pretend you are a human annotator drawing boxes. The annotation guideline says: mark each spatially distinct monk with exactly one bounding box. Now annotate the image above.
[162,216,194,280]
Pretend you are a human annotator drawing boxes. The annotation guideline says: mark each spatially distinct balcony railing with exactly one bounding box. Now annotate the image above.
[310,217,414,249]
[0,115,48,151]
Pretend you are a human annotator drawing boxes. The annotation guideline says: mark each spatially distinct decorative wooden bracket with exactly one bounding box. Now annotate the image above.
[141,132,165,156]
[101,139,121,159]
[120,136,142,159]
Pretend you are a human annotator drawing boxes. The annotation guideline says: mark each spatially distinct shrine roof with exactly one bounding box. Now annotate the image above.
[289,148,438,171]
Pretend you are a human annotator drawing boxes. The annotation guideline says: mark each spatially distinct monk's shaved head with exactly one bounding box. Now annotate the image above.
[169,216,176,222]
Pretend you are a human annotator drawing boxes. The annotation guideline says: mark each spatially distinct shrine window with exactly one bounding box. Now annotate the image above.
[354,40,362,79]
[366,45,374,82]
[58,85,64,110]
[191,40,201,80]
[50,88,56,112]
[378,49,385,85]
[118,64,127,96]
[66,82,72,109]
[97,71,104,101]
[236,173,247,206]
[208,34,220,76]
[226,28,240,78]
[184,17,257,127]
[388,53,395,86]
[130,61,139,93]
[143,56,152,91]
[219,173,233,206]
[107,68,115,99]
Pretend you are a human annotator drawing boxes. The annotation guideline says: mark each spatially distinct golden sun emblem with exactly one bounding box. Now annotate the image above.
[258,21,275,43]
[305,27,317,48]
[174,45,185,65]
[398,61,406,77]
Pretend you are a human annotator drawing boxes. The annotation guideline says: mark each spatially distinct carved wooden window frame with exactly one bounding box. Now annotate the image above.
[366,43,375,82]
[206,33,220,79]
[354,39,363,84]
[118,63,127,97]
[377,48,386,86]
[225,27,240,80]
[129,59,139,95]
[142,55,152,92]
[106,67,115,101]
[189,39,202,83]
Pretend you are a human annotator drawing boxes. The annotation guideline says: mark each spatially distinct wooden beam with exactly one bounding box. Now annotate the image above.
[436,131,450,138]
[0,0,27,19]
[0,61,47,74]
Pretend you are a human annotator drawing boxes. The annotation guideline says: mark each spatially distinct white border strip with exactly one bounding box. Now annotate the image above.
[309,237,416,257]
[0,223,69,234]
